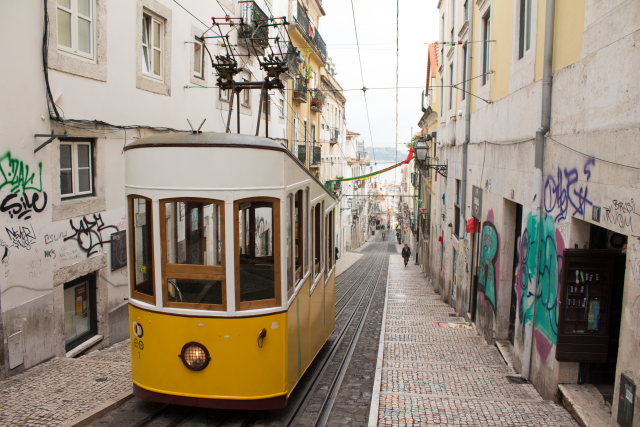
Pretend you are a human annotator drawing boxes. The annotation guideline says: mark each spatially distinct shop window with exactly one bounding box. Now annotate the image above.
[64,274,97,352]
[161,199,225,310]
[60,141,93,198]
[294,189,305,284]
[129,196,155,305]
[235,198,281,310]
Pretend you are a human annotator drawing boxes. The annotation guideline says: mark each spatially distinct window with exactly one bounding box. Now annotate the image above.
[279,99,285,118]
[464,0,469,22]
[161,200,225,311]
[193,37,204,79]
[452,250,457,299]
[311,123,316,143]
[441,14,445,42]
[64,274,97,352]
[450,0,455,42]
[129,196,155,305]
[142,13,163,79]
[286,195,293,297]
[518,0,532,59]
[313,203,321,277]
[294,190,305,283]
[60,141,93,198]
[454,179,461,237]
[304,120,308,143]
[326,210,334,272]
[462,45,467,100]
[242,77,250,107]
[57,0,94,58]
[219,87,230,102]
[449,63,454,110]
[440,77,444,116]
[235,198,281,310]
[482,11,491,86]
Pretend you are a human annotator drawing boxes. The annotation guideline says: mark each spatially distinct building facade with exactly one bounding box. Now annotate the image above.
[418,1,640,424]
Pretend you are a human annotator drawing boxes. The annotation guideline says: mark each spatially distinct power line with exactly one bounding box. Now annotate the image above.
[348,0,376,166]
[394,0,399,186]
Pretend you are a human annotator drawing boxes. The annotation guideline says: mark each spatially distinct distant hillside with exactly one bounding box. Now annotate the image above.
[366,146,408,163]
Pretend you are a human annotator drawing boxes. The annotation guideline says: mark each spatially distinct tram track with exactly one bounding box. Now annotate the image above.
[113,237,388,427]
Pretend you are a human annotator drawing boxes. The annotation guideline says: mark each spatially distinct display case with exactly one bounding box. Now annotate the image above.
[556,249,617,362]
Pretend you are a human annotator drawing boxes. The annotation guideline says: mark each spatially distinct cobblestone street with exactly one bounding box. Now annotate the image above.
[370,255,580,427]
[0,341,131,427]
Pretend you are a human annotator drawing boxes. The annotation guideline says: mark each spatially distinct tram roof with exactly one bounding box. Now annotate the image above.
[124,132,286,151]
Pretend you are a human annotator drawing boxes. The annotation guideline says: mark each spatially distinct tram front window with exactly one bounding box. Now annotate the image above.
[161,199,226,311]
[236,199,281,309]
[129,196,154,304]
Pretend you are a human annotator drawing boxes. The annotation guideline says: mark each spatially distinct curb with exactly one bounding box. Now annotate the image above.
[60,390,134,427]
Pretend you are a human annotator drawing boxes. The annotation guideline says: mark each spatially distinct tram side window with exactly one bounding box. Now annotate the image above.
[326,210,334,271]
[313,204,321,277]
[286,195,293,296]
[162,200,225,310]
[129,197,154,303]
[236,199,281,309]
[294,189,304,283]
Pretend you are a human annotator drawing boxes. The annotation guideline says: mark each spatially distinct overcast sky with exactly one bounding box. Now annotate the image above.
[320,0,439,159]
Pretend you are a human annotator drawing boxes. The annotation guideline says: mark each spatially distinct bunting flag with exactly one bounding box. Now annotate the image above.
[327,147,414,183]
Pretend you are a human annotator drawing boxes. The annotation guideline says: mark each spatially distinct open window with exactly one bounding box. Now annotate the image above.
[160,199,226,311]
[129,196,155,305]
[234,198,281,310]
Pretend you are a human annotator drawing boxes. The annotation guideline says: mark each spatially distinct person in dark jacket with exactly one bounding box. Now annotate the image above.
[401,244,411,267]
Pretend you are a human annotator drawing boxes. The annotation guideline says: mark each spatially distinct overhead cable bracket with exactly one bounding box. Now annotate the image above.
[34,131,67,153]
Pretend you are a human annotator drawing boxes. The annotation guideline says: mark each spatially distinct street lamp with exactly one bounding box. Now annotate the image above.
[415,139,429,163]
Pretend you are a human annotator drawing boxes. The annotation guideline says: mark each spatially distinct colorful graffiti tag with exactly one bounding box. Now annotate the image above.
[515,213,564,364]
[544,158,595,222]
[0,151,48,220]
[478,210,500,311]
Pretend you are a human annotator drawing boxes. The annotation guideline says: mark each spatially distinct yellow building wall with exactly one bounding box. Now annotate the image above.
[535,0,586,81]
[489,0,513,102]
[129,305,287,400]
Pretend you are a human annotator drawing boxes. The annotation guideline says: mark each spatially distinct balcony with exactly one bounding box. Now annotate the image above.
[238,1,269,50]
[330,127,339,144]
[285,41,300,76]
[310,89,324,112]
[297,144,306,163]
[294,2,327,62]
[310,143,321,167]
[293,79,308,103]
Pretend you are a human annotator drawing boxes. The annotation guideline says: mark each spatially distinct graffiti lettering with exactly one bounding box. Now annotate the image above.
[544,158,595,222]
[64,214,119,257]
[603,198,638,232]
[6,224,37,250]
[0,239,10,267]
[27,259,41,269]
[0,152,48,220]
[44,249,56,259]
[44,231,67,245]
[479,220,499,311]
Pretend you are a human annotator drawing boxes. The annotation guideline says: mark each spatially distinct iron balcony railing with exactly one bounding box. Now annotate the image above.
[310,143,321,166]
[293,78,308,102]
[330,127,339,143]
[285,41,299,75]
[310,89,323,111]
[295,2,327,62]
[297,144,306,163]
[239,1,269,49]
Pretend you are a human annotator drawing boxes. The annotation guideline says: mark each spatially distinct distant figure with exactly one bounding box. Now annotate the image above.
[382,232,385,241]
[335,246,339,262]
[401,244,411,267]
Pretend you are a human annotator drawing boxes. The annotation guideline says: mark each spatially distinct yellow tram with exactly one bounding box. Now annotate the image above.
[124,133,337,409]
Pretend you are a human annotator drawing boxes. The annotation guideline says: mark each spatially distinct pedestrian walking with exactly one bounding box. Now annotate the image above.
[401,244,411,267]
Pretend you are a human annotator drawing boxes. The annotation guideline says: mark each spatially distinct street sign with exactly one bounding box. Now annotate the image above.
[472,185,483,220]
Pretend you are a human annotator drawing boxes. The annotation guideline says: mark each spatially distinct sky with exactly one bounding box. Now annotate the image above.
[320,0,439,160]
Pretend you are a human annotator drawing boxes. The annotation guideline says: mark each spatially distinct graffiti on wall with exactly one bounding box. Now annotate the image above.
[64,214,119,257]
[478,210,500,311]
[0,151,48,220]
[603,198,637,233]
[5,224,37,250]
[544,158,595,222]
[515,213,565,364]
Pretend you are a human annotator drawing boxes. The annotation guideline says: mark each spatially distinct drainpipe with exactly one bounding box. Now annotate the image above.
[522,0,555,380]
[461,0,473,313]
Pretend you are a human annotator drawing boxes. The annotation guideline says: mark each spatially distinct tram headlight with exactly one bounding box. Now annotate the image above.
[179,342,211,371]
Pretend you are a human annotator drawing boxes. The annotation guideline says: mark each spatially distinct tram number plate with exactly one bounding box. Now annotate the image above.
[134,338,144,359]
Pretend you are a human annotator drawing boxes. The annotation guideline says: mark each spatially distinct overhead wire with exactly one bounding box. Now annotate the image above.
[394,0,399,186]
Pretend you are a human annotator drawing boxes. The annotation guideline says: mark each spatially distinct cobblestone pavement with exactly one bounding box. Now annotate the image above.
[370,256,580,427]
[0,340,131,427]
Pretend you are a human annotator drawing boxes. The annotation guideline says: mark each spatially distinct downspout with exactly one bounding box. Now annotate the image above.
[522,0,555,380]
[462,0,473,313]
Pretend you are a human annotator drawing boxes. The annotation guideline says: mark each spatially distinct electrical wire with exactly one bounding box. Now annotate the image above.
[42,0,61,121]
[546,135,640,170]
[394,0,399,186]
[348,0,376,165]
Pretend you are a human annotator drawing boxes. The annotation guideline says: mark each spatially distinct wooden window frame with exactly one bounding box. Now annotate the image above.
[294,189,305,285]
[128,195,156,305]
[159,197,227,311]
[313,203,322,279]
[287,194,294,299]
[234,197,282,311]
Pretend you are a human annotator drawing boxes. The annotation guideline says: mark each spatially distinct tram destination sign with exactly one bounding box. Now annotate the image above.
[472,185,483,220]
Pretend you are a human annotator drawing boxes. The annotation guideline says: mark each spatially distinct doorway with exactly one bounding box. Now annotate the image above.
[577,223,627,404]
[508,203,523,344]
[469,226,481,322]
